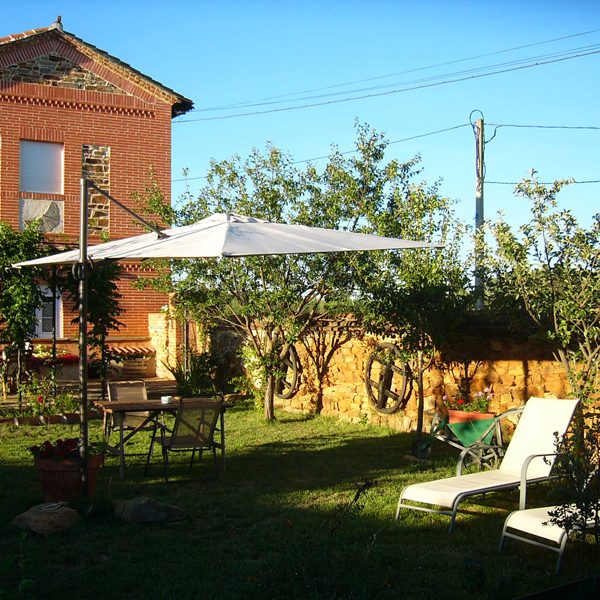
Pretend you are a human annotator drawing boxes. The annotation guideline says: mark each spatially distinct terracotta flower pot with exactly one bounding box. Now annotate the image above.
[447,409,495,424]
[34,454,104,502]
[447,410,496,446]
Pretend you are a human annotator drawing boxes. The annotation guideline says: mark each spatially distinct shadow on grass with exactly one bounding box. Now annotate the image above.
[1,410,598,599]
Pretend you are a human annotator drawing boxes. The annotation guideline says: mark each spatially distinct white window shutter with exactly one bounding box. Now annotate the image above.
[19,141,64,194]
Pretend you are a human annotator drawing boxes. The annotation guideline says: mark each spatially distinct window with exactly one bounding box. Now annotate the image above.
[19,140,63,194]
[34,286,62,339]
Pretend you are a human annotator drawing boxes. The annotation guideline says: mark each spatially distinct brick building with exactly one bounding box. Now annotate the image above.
[0,18,192,375]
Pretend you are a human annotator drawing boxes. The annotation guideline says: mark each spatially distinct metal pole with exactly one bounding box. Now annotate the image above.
[51,266,57,398]
[79,178,89,497]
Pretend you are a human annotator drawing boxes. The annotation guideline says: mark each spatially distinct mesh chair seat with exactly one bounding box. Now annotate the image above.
[106,380,153,435]
[145,396,223,481]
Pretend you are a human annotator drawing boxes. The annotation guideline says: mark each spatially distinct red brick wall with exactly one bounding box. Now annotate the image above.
[0,44,175,338]
[59,264,168,339]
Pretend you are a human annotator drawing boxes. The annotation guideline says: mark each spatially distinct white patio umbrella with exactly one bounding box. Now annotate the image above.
[15,209,442,494]
[14,212,441,266]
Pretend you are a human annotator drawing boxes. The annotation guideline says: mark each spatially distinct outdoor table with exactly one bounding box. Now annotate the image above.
[95,398,228,479]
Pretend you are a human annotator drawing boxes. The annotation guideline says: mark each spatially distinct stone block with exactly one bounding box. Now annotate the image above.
[423,395,436,412]
[114,496,185,523]
[510,387,529,403]
[11,503,80,536]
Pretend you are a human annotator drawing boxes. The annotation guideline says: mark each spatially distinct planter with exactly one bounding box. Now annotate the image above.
[447,410,496,446]
[18,416,44,426]
[63,412,80,424]
[34,454,104,502]
[35,363,79,381]
[41,415,67,425]
[447,410,495,424]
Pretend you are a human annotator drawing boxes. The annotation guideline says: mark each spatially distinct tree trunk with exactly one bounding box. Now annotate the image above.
[416,351,425,437]
[17,346,23,413]
[264,373,276,421]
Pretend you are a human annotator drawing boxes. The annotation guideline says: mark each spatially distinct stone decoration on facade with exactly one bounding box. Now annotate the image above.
[82,144,110,234]
[2,53,126,94]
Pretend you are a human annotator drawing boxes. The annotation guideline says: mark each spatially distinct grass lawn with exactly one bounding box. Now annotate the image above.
[0,402,598,599]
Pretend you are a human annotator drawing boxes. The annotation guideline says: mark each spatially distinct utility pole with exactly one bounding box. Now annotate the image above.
[473,113,485,307]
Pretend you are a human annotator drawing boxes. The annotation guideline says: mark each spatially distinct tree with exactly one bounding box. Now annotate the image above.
[355,148,472,435]
[149,124,449,421]
[60,261,124,397]
[162,145,357,420]
[0,222,47,404]
[487,175,600,403]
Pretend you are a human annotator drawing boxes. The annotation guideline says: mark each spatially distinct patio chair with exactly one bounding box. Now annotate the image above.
[396,397,580,532]
[499,468,600,573]
[106,380,152,436]
[144,396,223,482]
[499,505,577,573]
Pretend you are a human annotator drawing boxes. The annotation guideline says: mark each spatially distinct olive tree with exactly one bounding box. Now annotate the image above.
[355,155,472,435]
[486,176,599,403]
[162,145,359,420]
[148,125,450,421]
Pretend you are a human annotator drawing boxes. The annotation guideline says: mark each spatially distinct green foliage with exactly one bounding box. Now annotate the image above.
[0,222,47,347]
[164,349,220,396]
[131,167,176,229]
[350,128,472,433]
[548,411,600,544]
[486,176,600,402]
[60,260,124,381]
[140,123,465,421]
[17,376,78,417]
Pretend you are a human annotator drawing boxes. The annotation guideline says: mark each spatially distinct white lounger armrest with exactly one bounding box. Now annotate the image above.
[519,452,565,509]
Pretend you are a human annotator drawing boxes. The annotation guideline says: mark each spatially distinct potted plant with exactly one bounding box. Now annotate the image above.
[30,438,105,502]
[443,388,495,424]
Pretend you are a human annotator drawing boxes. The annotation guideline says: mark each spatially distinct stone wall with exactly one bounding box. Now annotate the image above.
[148,310,179,379]
[148,316,578,431]
[272,328,571,432]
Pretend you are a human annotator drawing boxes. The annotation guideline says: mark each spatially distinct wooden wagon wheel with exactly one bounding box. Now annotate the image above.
[275,345,300,399]
[365,342,410,414]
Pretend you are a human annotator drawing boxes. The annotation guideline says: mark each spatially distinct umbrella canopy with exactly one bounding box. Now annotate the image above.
[14,213,441,267]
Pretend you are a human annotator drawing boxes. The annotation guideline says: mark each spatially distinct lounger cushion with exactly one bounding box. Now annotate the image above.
[402,470,521,508]
[504,505,567,545]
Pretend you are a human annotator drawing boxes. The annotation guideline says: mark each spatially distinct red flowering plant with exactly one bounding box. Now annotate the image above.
[32,348,79,367]
[29,438,106,461]
[443,388,494,412]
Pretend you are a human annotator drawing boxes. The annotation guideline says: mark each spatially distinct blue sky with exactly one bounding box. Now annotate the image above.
[5,1,599,231]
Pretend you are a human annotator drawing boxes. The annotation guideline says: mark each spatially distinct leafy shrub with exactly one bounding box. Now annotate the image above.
[164,349,220,397]
[547,410,600,544]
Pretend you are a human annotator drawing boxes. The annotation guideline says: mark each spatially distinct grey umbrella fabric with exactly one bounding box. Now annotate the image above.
[14,213,441,267]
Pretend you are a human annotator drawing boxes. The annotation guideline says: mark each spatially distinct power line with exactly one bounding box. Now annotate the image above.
[193,28,600,113]
[488,179,600,185]
[171,123,471,182]
[175,48,600,123]
[488,124,600,130]
[196,44,600,113]
[172,121,600,183]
